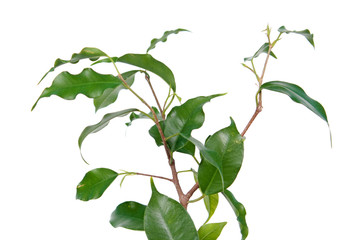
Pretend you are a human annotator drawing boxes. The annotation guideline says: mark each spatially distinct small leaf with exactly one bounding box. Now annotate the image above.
[144,178,199,240]
[93,53,176,92]
[40,47,108,83]
[278,26,315,47]
[93,70,138,112]
[260,81,328,123]
[204,194,219,224]
[126,107,161,127]
[147,28,190,53]
[110,201,146,230]
[78,108,139,160]
[244,43,277,62]
[198,222,227,240]
[198,118,244,195]
[76,168,118,201]
[32,68,122,110]
[222,190,248,240]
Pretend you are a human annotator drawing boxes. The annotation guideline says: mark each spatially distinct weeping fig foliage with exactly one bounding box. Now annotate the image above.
[33,25,329,239]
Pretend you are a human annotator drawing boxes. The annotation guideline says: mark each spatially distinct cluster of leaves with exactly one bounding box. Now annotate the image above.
[33,26,329,239]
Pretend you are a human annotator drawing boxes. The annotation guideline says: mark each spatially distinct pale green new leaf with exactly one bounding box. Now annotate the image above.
[144,179,199,240]
[204,194,219,224]
[147,28,190,53]
[198,222,227,240]
[76,168,118,201]
[278,26,315,47]
[110,201,146,230]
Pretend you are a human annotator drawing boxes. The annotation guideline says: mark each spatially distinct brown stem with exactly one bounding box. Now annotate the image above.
[241,98,263,137]
[183,183,200,209]
[145,73,165,120]
[134,172,173,182]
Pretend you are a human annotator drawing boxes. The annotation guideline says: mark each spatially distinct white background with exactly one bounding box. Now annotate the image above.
[1,0,359,239]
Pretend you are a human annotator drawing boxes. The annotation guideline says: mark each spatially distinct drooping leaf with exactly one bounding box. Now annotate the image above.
[78,108,139,159]
[222,190,248,240]
[144,178,199,240]
[39,47,108,83]
[93,53,176,91]
[204,194,219,224]
[244,43,277,62]
[198,222,227,240]
[260,81,328,123]
[76,168,118,201]
[126,107,161,127]
[93,70,138,112]
[278,26,315,48]
[110,201,146,231]
[147,28,190,53]
[198,118,244,195]
[32,68,122,110]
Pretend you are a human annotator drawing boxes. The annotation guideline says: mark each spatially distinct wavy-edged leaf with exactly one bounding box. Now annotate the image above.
[198,222,227,240]
[244,43,277,62]
[126,107,161,127]
[198,118,244,195]
[76,168,118,201]
[93,70,138,112]
[93,53,176,91]
[78,108,139,160]
[204,194,219,224]
[32,68,122,110]
[40,47,108,83]
[144,178,199,240]
[260,81,328,123]
[110,201,146,230]
[278,26,315,48]
[147,28,190,53]
[222,190,248,240]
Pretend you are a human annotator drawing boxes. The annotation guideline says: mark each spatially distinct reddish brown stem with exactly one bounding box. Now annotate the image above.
[135,172,173,182]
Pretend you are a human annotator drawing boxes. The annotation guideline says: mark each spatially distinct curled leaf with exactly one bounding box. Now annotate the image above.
[244,43,277,62]
[146,28,190,53]
[278,26,315,48]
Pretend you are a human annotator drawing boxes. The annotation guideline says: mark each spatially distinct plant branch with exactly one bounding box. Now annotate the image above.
[144,72,165,119]
[134,172,173,182]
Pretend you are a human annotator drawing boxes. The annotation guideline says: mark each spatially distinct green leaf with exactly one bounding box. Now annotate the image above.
[110,201,146,231]
[147,28,190,53]
[278,26,315,48]
[40,47,108,83]
[144,178,199,240]
[93,53,176,92]
[32,68,122,111]
[126,107,161,127]
[244,43,277,62]
[198,118,244,195]
[76,168,118,201]
[260,81,328,123]
[198,222,227,240]
[78,108,138,161]
[222,190,248,240]
[93,70,138,112]
[204,194,219,224]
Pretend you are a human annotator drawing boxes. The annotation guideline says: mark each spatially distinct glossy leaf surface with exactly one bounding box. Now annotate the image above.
[126,107,160,127]
[244,43,277,62]
[93,70,138,112]
[76,168,118,201]
[78,108,138,156]
[144,179,199,240]
[40,47,107,83]
[147,28,189,53]
[93,53,176,91]
[110,201,146,230]
[198,118,244,195]
[204,194,219,224]
[222,190,248,240]
[32,68,121,110]
[198,222,227,240]
[260,81,328,123]
[278,26,315,47]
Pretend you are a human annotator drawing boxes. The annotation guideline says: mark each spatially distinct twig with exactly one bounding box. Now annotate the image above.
[134,172,173,182]
[144,72,165,119]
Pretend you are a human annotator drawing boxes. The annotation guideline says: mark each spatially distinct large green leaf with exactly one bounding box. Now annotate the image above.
[146,28,190,53]
[144,178,199,240]
[260,81,328,123]
[278,26,315,48]
[76,168,118,201]
[78,108,139,159]
[198,118,244,195]
[93,70,138,112]
[32,68,122,110]
[149,94,225,153]
[204,194,219,224]
[222,190,248,240]
[93,53,176,91]
[40,47,108,83]
[198,222,227,240]
[110,201,146,231]
[244,43,277,62]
